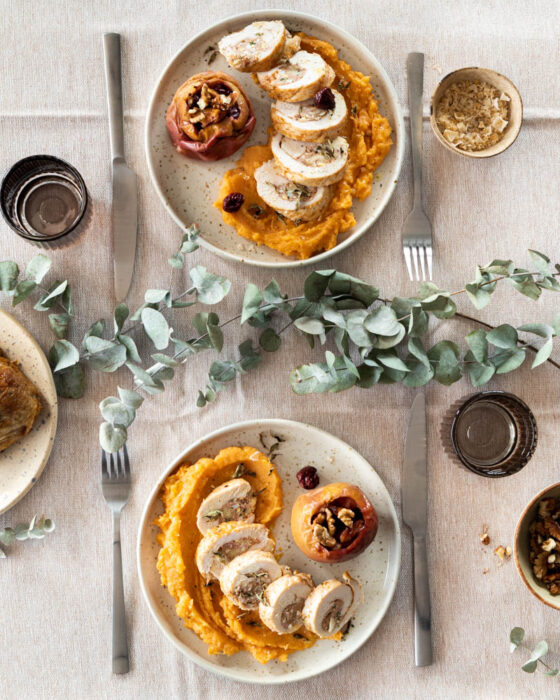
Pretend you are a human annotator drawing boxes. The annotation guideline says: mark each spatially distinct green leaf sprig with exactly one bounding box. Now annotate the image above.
[510,627,559,676]
[1,229,559,453]
[0,515,55,558]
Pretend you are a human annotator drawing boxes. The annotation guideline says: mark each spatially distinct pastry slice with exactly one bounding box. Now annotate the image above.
[271,133,349,186]
[254,160,332,222]
[302,572,363,637]
[259,571,314,634]
[218,20,288,73]
[257,51,335,102]
[196,478,257,535]
[271,89,347,142]
[219,549,282,610]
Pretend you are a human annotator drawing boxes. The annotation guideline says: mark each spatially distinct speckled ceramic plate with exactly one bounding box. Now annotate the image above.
[145,10,404,268]
[138,418,400,684]
[0,309,57,515]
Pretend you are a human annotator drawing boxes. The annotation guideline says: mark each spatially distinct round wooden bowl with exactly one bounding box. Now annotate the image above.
[514,481,560,610]
[430,67,523,158]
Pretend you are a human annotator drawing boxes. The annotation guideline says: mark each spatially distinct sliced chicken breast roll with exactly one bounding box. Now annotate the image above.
[196,478,257,535]
[302,572,363,637]
[271,134,349,186]
[195,522,274,581]
[254,160,332,222]
[259,572,314,634]
[218,21,288,73]
[271,90,348,142]
[257,51,335,102]
[219,549,282,610]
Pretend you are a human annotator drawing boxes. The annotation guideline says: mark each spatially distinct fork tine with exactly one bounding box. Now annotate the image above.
[403,246,413,281]
[116,450,122,478]
[109,452,115,479]
[419,246,426,281]
[411,246,420,280]
[426,245,433,280]
[102,450,109,478]
[123,444,130,477]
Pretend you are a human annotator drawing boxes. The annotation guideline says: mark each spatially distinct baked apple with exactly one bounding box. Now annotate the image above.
[291,482,378,563]
[166,71,256,162]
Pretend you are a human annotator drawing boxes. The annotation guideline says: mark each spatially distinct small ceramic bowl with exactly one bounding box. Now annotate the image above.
[514,481,560,610]
[430,67,523,158]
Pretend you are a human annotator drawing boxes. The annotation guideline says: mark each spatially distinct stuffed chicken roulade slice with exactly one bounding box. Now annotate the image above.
[271,133,349,186]
[257,51,335,102]
[302,572,363,637]
[271,89,348,142]
[259,572,315,634]
[218,21,296,73]
[219,549,282,610]
[196,478,257,535]
[254,160,332,222]
[166,71,256,162]
[195,522,274,581]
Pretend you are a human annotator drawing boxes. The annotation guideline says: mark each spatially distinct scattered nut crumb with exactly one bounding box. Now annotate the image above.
[482,567,489,575]
[493,544,512,564]
[479,524,490,546]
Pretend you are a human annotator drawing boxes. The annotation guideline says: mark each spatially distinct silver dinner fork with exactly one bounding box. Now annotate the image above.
[402,52,433,281]
[101,446,131,674]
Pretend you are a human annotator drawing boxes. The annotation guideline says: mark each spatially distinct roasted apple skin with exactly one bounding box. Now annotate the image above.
[291,482,378,563]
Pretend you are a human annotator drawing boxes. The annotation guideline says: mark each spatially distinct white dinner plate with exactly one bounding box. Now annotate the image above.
[145,10,404,268]
[138,418,400,684]
[0,309,57,515]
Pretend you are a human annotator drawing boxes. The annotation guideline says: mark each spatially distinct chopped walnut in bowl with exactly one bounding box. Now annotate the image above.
[514,485,560,609]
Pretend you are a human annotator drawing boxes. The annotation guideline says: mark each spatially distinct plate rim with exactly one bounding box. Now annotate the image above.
[137,417,401,684]
[145,8,405,268]
[0,308,58,515]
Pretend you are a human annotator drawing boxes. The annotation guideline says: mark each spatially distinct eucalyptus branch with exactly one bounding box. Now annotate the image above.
[510,627,560,676]
[0,515,55,559]
[2,230,560,453]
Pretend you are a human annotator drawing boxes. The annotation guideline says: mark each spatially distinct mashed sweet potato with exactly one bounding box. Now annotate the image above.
[156,446,317,663]
[214,34,392,259]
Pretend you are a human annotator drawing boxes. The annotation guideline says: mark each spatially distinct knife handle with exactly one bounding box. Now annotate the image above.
[103,33,125,160]
[413,535,433,666]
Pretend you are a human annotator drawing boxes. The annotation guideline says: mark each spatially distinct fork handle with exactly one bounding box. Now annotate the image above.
[407,52,424,209]
[112,512,129,674]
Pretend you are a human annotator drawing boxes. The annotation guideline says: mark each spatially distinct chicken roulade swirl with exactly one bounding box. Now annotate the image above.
[166,71,256,162]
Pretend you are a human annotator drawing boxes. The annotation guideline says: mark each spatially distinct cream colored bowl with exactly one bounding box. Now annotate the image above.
[430,67,523,158]
[514,482,560,610]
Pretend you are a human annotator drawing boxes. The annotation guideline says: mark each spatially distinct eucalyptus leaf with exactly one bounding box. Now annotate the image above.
[466,283,491,310]
[190,265,231,304]
[241,283,262,324]
[408,306,429,337]
[529,249,551,276]
[294,317,325,335]
[364,306,401,336]
[487,324,518,349]
[53,363,85,398]
[207,322,224,352]
[116,333,142,364]
[238,340,261,371]
[38,280,67,307]
[126,362,160,388]
[518,323,554,339]
[99,422,127,452]
[408,337,430,367]
[532,338,554,368]
[509,627,525,650]
[376,351,410,372]
[259,328,281,352]
[49,339,80,372]
[492,348,526,374]
[113,303,129,333]
[141,307,170,350]
[144,289,170,304]
[403,357,434,387]
[168,252,184,269]
[0,261,19,291]
[25,254,51,283]
[327,271,378,307]
[48,312,70,339]
[508,270,541,300]
[83,320,104,348]
[466,329,488,363]
[428,341,461,386]
[290,357,357,394]
[99,397,135,427]
[12,280,36,305]
[263,280,286,305]
[370,324,405,349]
[118,387,144,409]
[84,337,127,372]
[208,360,237,383]
[346,310,372,347]
[151,353,179,368]
[465,351,495,387]
[304,270,332,301]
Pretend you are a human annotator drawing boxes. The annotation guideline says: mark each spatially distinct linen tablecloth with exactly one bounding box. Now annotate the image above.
[2,1,560,698]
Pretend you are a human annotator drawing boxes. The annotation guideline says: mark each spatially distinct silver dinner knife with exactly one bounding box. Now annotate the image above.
[103,33,138,302]
[402,392,433,666]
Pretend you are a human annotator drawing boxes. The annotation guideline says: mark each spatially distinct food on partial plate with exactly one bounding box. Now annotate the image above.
[0,353,42,452]
[259,571,314,634]
[291,482,378,562]
[271,88,348,142]
[166,71,255,161]
[196,521,274,580]
[196,477,257,534]
[216,31,392,259]
[218,20,300,72]
[257,50,335,102]
[219,549,282,609]
[435,79,510,152]
[529,496,560,595]
[302,572,363,637]
[254,160,332,222]
[271,133,349,186]
[157,444,365,663]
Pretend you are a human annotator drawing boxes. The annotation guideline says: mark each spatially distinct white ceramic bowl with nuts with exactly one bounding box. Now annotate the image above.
[430,66,523,158]
[514,481,560,611]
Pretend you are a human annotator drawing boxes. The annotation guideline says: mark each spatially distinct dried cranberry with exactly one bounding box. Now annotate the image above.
[228,104,241,119]
[222,192,245,213]
[297,466,319,490]
[214,83,232,95]
[314,88,336,110]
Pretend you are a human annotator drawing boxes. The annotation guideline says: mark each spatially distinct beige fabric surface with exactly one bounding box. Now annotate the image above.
[1,1,559,698]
